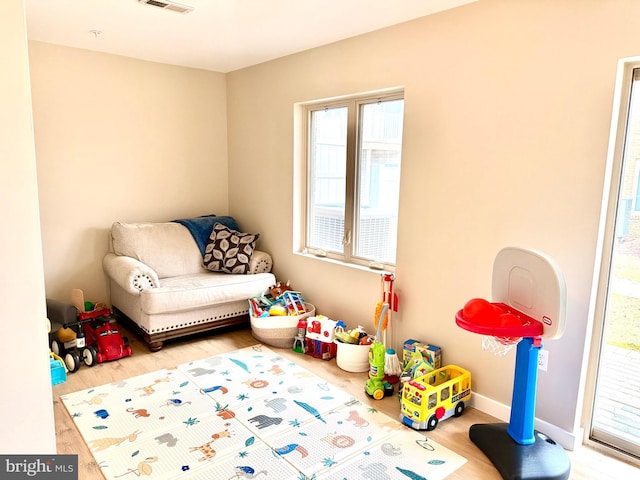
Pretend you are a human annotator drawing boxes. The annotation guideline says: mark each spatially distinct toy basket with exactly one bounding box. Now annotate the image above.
[250,304,315,348]
[335,341,370,372]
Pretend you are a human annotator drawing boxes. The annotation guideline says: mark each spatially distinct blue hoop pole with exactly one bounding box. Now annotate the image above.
[506,336,542,445]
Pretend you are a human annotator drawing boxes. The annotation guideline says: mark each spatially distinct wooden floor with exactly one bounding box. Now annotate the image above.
[52,325,640,479]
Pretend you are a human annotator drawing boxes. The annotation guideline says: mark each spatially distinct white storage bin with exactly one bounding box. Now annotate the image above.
[250,304,315,349]
[336,341,370,372]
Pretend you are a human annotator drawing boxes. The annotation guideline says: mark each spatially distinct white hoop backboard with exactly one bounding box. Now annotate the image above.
[492,247,567,340]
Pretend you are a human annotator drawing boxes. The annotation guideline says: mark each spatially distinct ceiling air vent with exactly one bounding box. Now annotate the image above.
[138,0,194,14]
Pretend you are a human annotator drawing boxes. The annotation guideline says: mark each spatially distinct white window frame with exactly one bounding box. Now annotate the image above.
[293,88,404,270]
[583,57,640,464]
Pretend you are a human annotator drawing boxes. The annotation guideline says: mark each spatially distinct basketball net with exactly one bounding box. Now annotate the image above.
[481,335,522,356]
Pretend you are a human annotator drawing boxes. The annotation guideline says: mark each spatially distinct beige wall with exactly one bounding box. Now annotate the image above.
[0,0,55,453]
[29,42,229,302]
[226,0,640,447]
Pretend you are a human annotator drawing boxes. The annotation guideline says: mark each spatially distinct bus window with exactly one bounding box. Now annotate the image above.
[452,383,459,396]
[441,386,450,402]
[428,393,437,409]
[404,387,422,406]
[404,388,411,401]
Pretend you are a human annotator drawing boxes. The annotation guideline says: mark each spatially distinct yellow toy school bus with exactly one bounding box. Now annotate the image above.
[400,365,471,431]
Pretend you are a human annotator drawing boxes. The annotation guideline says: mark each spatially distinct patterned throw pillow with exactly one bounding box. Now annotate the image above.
[203,223,260,274]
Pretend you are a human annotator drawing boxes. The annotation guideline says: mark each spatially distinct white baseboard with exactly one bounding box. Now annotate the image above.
[469,393,582,451]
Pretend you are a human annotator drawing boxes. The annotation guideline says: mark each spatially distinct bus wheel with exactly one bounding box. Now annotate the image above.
[454,401,465,417]
[426,414,439,431]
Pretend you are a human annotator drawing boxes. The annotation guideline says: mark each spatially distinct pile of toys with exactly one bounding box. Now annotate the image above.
[333,322,376,372]
[248,281,320,350]
[50,289,132,375]
[334,323,374,346]
[399,339,442,392]
[297,317,374,361]
[248,281,306,318]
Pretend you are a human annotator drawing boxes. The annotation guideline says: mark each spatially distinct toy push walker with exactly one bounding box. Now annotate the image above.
[455,247,571,480]
[365,302,394,399]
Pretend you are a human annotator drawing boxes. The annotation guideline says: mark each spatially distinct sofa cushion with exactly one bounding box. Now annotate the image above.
[203,223,260,274]
[111,222,205,278]
[139,272,275,314]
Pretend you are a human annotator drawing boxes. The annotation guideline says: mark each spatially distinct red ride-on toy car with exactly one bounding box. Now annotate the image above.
[51,308,133,372]
[50,290,133,373]
[78,307,133,366]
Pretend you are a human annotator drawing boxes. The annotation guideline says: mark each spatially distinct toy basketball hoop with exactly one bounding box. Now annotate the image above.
[481,335,520,356]
[455,247,571,480]
[478,248,565,357]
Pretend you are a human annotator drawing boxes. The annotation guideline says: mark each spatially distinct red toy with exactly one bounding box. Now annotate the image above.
[51,290,132,372]
[78,308,133,365]
[51,307,133,372]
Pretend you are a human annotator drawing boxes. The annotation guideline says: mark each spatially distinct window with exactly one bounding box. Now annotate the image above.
[298,90,404,269]
[587,61,640,459]
[440,386,450,402]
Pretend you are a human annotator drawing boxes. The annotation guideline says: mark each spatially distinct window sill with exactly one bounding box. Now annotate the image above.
[293,250,395,275]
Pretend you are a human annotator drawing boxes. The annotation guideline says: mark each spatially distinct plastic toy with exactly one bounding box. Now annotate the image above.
[78,309,133,365]
[365,303,394,399]
[455,247,570,480]
[50,320,87,373]
[384,348,402,384]
[52,308,132,372]
[334,321,366,345]
[248,296,271,317]
[250,287,307,318]
[292,318,307,353]
[282,291,306,315]
[400,365,471,430]
[402,339,442,370]
[47,317,67,385]
[379,273,401,383]
[51,290,132,372]
[268,304,288,316]
[305,315,337,359]
[49,351,67,385]
[404,350,437,378]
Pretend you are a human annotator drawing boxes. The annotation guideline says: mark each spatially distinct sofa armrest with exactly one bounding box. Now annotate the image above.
[250,250,273,274]
[103,252,160,295]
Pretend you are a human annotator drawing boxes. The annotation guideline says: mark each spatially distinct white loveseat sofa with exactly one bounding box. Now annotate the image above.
[102,216,276,351]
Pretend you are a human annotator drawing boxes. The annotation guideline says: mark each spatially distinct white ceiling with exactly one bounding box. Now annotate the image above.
[25,0,476,73]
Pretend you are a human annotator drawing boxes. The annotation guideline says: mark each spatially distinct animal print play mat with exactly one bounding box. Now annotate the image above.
[61,345,466,479]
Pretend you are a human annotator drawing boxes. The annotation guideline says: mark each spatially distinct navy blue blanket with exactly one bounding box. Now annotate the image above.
[172,215,240,256]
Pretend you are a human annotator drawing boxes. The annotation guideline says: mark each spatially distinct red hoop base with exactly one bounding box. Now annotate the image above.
[456,301,543,339]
